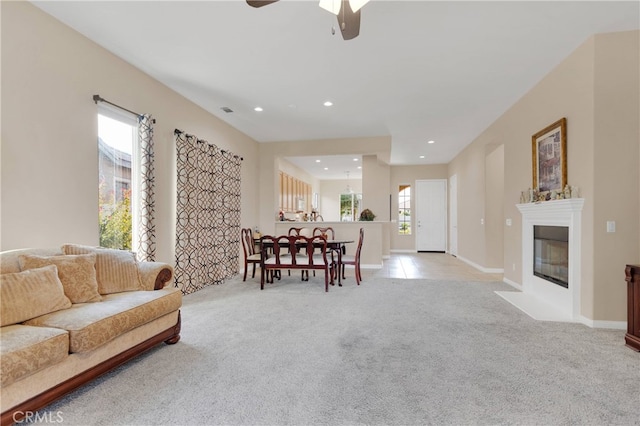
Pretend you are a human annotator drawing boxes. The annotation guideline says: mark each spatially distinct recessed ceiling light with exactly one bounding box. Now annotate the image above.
[428,140,435,144]
[357,166,362,169]
[254,107,263,112]
[315,159,321,163]
[323,101,333,107]
[324,167,329,170]
[353,158,358,162]
[420,155,425,159]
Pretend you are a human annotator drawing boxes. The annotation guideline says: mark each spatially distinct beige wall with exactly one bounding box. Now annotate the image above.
[592,31,640,320]
[448,30,639,322]
[0,2,260,264]
[448,141,489,267]
[361,154,390,221]
[389,164,448,251]
[484,145,504,269]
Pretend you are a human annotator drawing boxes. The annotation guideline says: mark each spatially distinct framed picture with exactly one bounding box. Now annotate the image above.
[532,117,567,193]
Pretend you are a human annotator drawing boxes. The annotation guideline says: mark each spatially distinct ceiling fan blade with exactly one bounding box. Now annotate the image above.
[337,0,361,40]
[246,0,279,8]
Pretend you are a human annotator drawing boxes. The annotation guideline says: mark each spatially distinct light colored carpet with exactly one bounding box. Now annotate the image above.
[37,275,638,425]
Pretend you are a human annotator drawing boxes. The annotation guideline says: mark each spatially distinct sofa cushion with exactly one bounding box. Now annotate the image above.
[24,288,182,353]
[0,324,69,387]
[61,244,143,295]
[0,265,72,327]
[1,248,62,275]
[18,253,102,303]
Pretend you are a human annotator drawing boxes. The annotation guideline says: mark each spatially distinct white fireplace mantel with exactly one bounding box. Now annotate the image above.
[499,199,584,322]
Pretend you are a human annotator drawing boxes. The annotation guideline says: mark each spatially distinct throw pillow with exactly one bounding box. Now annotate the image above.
[61,244,143,294]
[18,253,102,303]
[1,265,72,326]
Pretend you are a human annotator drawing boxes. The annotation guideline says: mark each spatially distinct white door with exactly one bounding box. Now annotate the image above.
[449,174,458,256]
[416,179,447,252]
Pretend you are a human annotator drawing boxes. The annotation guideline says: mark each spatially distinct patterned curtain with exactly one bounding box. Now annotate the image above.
[174,130,241,294]
[136,114,156,261]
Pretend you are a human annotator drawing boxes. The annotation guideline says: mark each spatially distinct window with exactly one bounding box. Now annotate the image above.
[340,193,362,221]
[98,107,138,250]
[398,184,411,234]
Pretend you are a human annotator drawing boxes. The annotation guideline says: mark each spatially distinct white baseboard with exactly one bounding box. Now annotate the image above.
[347,263,382,270]
[502,277,522,291]
[456,255,504,274]
[390,249,417,253]
[577,316,627,330]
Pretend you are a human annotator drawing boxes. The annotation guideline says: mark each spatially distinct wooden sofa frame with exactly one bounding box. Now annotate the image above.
[1,268,181,426]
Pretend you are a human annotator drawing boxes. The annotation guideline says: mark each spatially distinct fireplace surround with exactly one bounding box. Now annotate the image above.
[500,199,584,321]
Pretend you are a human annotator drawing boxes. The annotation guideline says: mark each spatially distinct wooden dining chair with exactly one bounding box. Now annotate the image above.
[287,227,312,279]
[312,227,335,239]
[312,226,337,279]
[260,235,333,292]
[340,228,364,285]
[241,228,262,281]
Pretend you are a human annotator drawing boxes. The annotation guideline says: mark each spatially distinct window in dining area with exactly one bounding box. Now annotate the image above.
[340,193,362,221]
[398,184,411,234]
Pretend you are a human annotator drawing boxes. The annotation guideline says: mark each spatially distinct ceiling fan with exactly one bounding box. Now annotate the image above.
[246,0,370,40]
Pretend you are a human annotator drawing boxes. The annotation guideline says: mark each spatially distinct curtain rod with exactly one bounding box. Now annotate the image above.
[93,94,156,124]
[174,128,243,161]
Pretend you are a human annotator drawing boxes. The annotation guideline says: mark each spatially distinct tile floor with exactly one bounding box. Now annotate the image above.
[359,252,503,282]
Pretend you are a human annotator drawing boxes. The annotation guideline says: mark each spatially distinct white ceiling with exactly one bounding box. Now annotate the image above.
[286,154,364,180]
[33,0,639,178]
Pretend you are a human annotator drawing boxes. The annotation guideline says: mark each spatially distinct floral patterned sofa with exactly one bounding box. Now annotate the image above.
[0,244,182,425]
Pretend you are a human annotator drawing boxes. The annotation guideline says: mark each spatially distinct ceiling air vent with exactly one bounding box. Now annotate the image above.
[220,107,234,113]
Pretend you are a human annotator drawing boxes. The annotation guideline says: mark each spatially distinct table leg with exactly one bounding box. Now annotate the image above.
[337,250,342,286]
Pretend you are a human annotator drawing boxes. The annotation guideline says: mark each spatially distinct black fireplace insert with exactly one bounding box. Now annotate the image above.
[533,225,569,288]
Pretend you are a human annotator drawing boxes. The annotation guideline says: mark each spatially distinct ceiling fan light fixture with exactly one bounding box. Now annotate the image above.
[246,0,363,40]
[348,0,369,13]
[319,0,341,15]
[319,0,369,15]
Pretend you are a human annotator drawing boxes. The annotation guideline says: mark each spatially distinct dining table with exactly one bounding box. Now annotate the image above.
[259,237,353,285]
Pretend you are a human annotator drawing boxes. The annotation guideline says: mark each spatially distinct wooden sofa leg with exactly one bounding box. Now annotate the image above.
[165,335,181,344]
[164,311,182,344]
